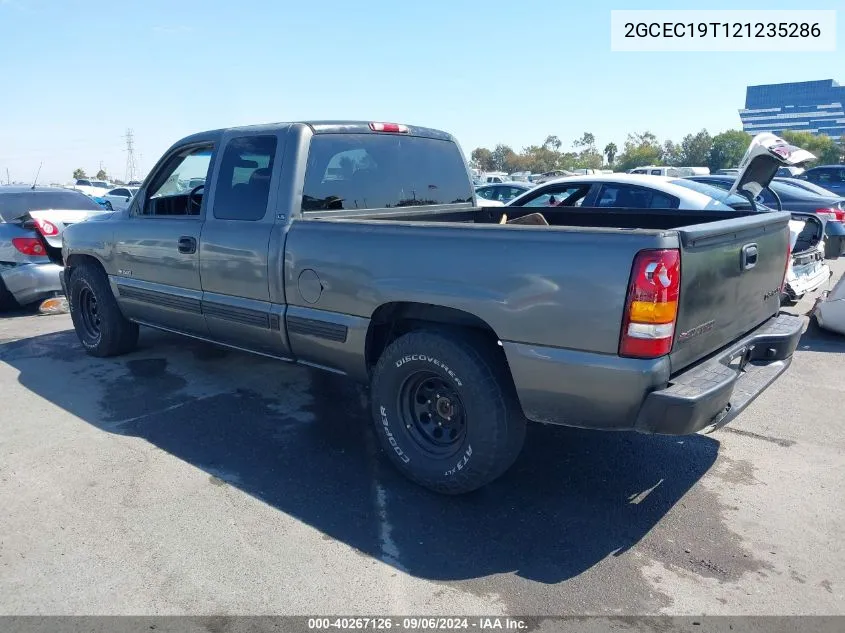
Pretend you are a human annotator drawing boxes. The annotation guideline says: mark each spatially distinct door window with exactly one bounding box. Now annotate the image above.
[143,145,214,216]
[502,187,525,201]
[520,185,590,207]
[213,135,278,221]
[595,184,679,209]
[808,168,830,183]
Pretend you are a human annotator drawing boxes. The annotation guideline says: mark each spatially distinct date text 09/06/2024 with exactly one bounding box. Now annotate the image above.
[307,617,528,630]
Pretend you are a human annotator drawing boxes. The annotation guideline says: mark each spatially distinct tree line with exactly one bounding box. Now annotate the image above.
[72,167,127,184]
[471,129,844,175]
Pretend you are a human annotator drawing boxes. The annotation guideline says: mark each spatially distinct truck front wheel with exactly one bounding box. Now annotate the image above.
[68,262,139,357]
[370,330,526,494]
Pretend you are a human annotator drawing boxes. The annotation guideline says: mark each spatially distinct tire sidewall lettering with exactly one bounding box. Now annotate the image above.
[379,405,410,464]
[444,445,473,477]
[394,354,463,387]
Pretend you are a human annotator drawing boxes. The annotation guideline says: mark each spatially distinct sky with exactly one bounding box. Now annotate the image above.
[0,0,842,184]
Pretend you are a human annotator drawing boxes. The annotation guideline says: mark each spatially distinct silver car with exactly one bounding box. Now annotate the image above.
[0,186,107,310]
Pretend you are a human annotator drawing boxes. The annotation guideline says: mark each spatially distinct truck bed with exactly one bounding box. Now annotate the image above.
[304,203,754,231]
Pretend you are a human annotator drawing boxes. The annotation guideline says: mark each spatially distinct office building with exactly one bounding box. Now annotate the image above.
[739,79,845,138]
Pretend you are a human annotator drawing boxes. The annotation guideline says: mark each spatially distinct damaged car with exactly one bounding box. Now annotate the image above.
[0,186,108,310]
[812,273,845,336]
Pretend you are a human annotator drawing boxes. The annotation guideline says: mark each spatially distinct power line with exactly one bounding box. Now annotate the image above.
[124,128,139,182]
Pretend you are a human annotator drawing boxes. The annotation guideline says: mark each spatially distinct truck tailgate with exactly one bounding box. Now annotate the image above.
[670,211,791,372]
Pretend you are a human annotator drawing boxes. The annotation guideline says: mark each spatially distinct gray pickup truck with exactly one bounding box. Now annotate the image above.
[60,121,803,494]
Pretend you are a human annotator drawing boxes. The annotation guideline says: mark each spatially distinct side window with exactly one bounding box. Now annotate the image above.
[523,193,555,207]
[649,190,679,208]
[595,184,679,209]
[809,168,832,183]
[213,135,278,221]
[143,145,213,217]
[833,169,845,183]
[112,188,129,197]
[703,180,731,192]
[650,169,662,176]
[521,185,590,208]
[476,187,495,200]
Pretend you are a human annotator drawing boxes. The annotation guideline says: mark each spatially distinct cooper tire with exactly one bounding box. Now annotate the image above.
[370,329,526,494]
[68,262,138,357]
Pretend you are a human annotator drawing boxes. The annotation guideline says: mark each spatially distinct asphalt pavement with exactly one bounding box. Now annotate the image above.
[1,259,843,616]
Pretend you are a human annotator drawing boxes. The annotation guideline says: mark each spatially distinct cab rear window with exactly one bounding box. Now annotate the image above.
[302,134,473,212]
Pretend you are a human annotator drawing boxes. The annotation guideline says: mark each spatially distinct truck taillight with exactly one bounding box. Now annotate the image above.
[619,249,681,359]
[369,122,408,133]
[12,237,46,256]
[816,208,845,222]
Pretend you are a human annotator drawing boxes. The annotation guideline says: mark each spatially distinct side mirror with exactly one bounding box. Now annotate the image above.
[126,196,131,202]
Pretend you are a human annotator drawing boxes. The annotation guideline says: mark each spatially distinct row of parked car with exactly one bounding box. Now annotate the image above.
[68,178,140,212]
[1,137,843,337]
[474,160,845,334]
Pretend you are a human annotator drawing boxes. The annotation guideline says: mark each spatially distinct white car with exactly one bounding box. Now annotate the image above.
[505,133,828,303]
[813,272,845,335]
[102,187,139,211]
[69,178,111,198]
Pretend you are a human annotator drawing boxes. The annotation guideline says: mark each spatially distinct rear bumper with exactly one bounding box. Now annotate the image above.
[503,313,803,436]
[634,313,803,434]
[0,262,63,306]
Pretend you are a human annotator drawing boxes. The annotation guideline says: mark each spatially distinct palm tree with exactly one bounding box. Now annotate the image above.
[604,142,618,166]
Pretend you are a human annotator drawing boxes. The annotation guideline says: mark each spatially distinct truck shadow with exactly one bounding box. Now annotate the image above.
[2,327,719,585]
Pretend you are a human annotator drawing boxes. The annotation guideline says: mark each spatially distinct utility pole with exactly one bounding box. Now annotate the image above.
[5,168,9,185]
[124,128,138,182]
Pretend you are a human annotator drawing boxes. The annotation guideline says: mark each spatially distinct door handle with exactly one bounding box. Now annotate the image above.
[741,243,758,270]
[178,236,197,254]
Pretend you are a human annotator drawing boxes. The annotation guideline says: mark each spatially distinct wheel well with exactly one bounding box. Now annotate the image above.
[365,302,501,370]
[65,254,106,277]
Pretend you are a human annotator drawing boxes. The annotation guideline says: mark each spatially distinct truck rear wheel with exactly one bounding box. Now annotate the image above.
[68,262,138,357]
[370,329,526,494]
